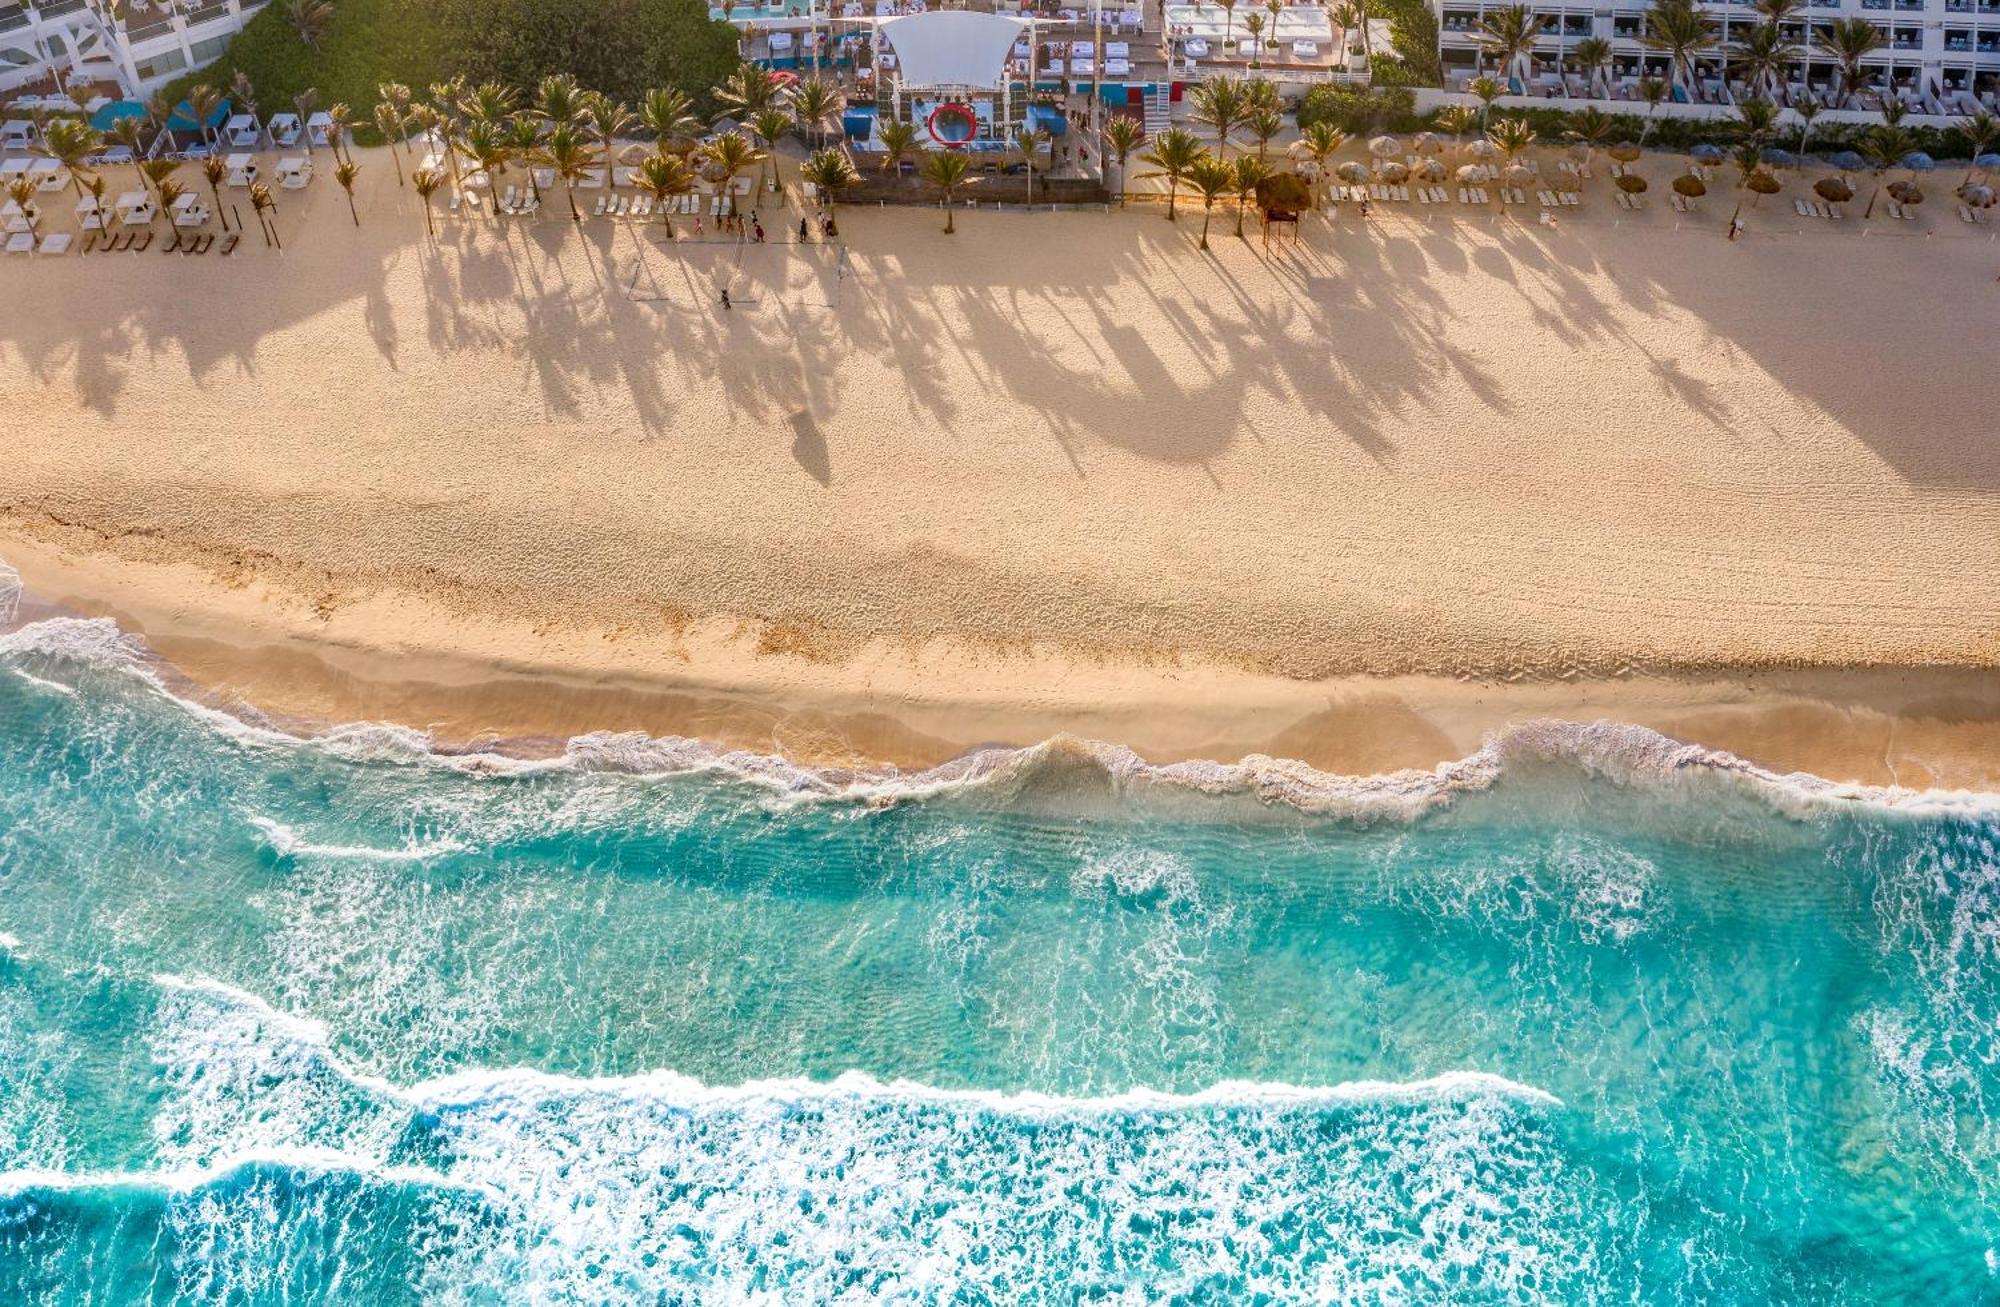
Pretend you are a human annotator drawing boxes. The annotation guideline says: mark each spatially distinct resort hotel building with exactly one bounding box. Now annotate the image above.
[0,0,268,101]
[1433,0,2000,113]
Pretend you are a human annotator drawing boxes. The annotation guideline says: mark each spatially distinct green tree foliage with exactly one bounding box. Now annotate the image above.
[438,0,741,113]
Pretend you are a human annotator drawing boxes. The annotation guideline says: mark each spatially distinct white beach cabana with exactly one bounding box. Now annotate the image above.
[276,156,312,188]
[226,152,258,186]
[116,190,154,225]
[1166,3,1331,55]
[223,113,261,149]
[306,111,337,150]
[0,119,33,150]
[267,112,302,147]
[170,192,209,227]
[76,195,107,229]
[30,158,67,192]
[0,158,28,184]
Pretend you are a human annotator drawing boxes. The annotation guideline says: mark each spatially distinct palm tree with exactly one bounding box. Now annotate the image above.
[1139,126,1205,219]
[1636,77,1670,143]
[412,168,442,238]
[324,102,354,163]
[799,147,860,217]
[1563,106,1614,174]
[335,159,361,225]
[1476,4,1546,88]
[1467,75,1504,131]
[538,74,584,130]
[1245,108,1282,159]
[1332,2,1373,66]
[139,157,180,206]
[378,82,414,148]
[34,117,100,201]
[1859,122,1910,216]
[919,149,971,231]
[1190,76,1249,157]
[201,155,228,228]
[1730,22,1796,103]
[1821,17,1883,109]
[467,82,517,126]
[374,104,407,186]
[1290,121,1347,203]
[1571,36,1612,97]
[705,130,764,202]
[1230,154,1270,237]
[541,122,593,220]
[1735,95,1781,146]
[638,151,696,233]
[1488,115,1537,200]
[154,177,186,233]
[1185,155,1233,249]
[249,181,279,248]
[714,66,782,123]
[108,116,146,172]
[877,118,920,174]
[1641,0,1717,95]
[1433,105,1475,146]
[641,87,700,147]
[294,88,320,153]
[1243,14,1266,65]
[1216,0,1239,48]
[459,119,511,214]
[749,108,794,190]
[504,118,545,200]
[1101,117,1144,204]
[5,176,39,234]
[1955,110,1999,184]
[1794,94,1823,155]
[233,71,260,126]
[789,76,843,151]
[1012,127,1047,203]
[184,84,224,154]
[1264,0,1283,46]
[286,0,333,49]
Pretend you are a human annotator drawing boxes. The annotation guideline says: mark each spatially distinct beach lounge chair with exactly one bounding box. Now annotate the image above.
[4,232,32,254]
[132,231,152,251]
[593,196,607,217]
[162,232,182,253]
[219,233,239,255]
[38,233,70,255]
[1885,201,1904,220]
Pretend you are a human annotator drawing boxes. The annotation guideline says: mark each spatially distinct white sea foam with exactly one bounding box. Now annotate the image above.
[4,605,1997,826]
[247,815,467,863]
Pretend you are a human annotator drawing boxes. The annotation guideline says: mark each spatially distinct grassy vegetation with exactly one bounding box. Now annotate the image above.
[162,0,447,143]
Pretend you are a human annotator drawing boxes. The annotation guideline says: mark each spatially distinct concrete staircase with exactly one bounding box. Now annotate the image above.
[1142,86,1170,137]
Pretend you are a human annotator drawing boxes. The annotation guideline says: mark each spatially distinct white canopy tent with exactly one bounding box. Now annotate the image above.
[878,11,1031,91]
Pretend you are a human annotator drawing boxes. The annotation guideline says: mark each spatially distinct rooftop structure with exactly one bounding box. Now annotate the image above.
[0,0,271,101]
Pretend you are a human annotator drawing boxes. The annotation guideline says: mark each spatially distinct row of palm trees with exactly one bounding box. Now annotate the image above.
[1474,0,1917,111]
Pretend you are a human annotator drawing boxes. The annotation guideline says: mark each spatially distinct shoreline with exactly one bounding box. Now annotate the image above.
[9,541,2000,793]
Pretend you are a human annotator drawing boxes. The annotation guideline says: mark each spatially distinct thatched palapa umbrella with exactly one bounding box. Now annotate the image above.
[1608,141,1642,164]
[1502,163,1534,186]
[1455,162,1493,183]
[1671,174,1705,197]
[1411,132,1445,155]
[1414,158,1446,183]
[1335,161,1372,184]
[1957,182,1995,208]
[1615,173,1648,194]
[1463,139,1498,161]
[1813,176,1854,203]
[1744,170,1781,203]
[1378,161,1410,183]
[1367,135,1401,160]
[1886,178,1923,205]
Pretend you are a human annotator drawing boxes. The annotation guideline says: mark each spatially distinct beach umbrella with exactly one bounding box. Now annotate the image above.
[1759,147,1799,169]
[1745,170,1782,197]
[1958,182,1995,208]
[1898,151,1935,173]
[1689,143,1724,163]
[1566,141,1591,163]
[1886,179,1923,204]
[1413,158,1446,182]
[1502,163,1534,185]
[1463,139,1498,161]
[1671,174,1706,197]
[1826,150,1865,173]
[1813,176,1854,203]
[1608,141,1642,163]
[1367,134,1401,159]
[1378,161,1410,183]
[1615,173,1648,194]
[1335,161,1371,183]
[1975,153,2000,173]
[1411,132,1445,155]
[1454,162,1492,183]
[1552,173,1583,193]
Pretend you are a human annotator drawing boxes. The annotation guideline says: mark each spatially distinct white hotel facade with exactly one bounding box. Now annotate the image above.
[0,0,268,99]
[1434,0,2000,114]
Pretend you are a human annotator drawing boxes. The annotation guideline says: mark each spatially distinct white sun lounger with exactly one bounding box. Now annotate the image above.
[38,233,70,255]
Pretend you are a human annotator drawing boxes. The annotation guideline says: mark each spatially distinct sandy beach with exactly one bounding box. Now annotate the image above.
[3,145,1998,786]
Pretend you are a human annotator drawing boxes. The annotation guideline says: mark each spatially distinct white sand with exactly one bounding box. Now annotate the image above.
[3,146,1998,781]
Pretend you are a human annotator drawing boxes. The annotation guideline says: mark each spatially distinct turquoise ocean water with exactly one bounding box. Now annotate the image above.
[1,602,1999,1303]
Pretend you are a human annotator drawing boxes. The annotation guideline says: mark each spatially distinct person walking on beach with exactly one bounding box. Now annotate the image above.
[753,218,766,243]
[720,287,731,310]
[799,217,810,242]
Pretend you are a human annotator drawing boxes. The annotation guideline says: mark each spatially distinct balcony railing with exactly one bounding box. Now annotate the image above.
[183,0,233,25]
[35,0,88,16]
